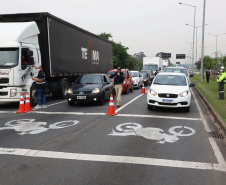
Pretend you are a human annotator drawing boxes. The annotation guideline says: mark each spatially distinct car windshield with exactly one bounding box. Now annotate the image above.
[143,65,157,71]
[0,48,19,67]
[153,75,187,86]
[164,68,188,77]
[140,72,147,77]
[75,75,102,84]
[131,72,139,77]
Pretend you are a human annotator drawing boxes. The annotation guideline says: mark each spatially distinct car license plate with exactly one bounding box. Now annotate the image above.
[77,96,86,99]
[162,99,173,103]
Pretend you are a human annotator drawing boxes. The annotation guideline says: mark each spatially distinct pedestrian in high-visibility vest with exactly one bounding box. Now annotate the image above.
[217,66,226,100]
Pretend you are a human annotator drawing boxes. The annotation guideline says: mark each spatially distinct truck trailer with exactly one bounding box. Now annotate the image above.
[0,12,113,106]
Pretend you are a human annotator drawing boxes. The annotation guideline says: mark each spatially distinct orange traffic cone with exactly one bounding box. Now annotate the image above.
[106,94,118,116]
[25,92,33,112]
[16,93,27,113]
[141,83,146,94]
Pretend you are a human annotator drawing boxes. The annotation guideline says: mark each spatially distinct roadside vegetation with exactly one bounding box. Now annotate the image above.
[191,74,226,122]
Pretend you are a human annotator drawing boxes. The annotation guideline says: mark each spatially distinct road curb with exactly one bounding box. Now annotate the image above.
[194,86,226,136]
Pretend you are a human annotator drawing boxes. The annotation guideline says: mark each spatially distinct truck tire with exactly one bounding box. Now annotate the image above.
[30,84,38,107]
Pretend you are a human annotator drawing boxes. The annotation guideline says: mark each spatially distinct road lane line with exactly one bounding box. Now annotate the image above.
[43,100,66,108]
[209,137,226,168]
[115,93,144,113]
[0,147,225,172]
[30,111,201,121]
[191,89,211,132]
[0,111,16,113]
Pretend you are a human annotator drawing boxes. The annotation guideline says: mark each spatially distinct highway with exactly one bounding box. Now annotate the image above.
[0,86,226,185]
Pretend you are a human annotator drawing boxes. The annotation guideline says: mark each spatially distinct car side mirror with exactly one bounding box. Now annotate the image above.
[28,56,34,65]
[189,74,194,77]
[189,83,195,87]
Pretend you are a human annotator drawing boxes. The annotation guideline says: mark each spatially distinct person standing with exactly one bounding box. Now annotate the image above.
[217,66,226,100]
[109,67,124,107]
[206,69,210,83]
[32,65,47,108]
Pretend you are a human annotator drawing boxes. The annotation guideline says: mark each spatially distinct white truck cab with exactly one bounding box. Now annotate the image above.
[0,22,39,104]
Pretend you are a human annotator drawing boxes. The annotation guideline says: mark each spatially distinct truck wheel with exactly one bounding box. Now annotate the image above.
[30,85,38,107]
[61,80,69,99]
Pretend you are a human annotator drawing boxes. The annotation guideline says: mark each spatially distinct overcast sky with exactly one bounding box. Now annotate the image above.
[1,0,226,64]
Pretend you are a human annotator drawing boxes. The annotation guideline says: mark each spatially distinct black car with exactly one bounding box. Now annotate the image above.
[140,70,152,86]
[67,74,114,106]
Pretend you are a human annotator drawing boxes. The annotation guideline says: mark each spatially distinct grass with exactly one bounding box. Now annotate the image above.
[191,74,226,122]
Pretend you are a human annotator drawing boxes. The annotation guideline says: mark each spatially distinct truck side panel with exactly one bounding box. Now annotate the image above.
[48,18,113,76]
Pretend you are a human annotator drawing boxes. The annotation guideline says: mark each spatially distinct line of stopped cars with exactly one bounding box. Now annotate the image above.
[147,67,195,112]
[66,69,150,106]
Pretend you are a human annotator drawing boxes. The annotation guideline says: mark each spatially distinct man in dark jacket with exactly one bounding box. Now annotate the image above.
[32,65,47,108]
[109,67,124,107]
[206,69,210,83]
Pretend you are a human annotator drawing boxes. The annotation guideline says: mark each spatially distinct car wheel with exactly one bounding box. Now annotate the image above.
[98,94,105,105]
[137,83,140,89]
[184,106,190,112]
[130,85,133,92]
[125,86,129,94]
[30,84,38,107]
[147,104,153,110]
[68,101,74,106]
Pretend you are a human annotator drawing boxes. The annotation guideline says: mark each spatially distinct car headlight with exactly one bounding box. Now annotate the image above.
[92,88,100,93]
[123,81,125,84]
[134,79,138,83]
[179,90,189,97]
[67,88,73,94]
[149,89,157,96]
[144,79,147,81]
[10,89,17,97]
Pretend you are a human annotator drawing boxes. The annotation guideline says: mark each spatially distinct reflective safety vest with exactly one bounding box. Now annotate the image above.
[217,71,226,83]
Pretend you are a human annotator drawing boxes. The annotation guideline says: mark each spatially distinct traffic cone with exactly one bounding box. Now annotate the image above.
[106,94,118,116]
[141,83,146,94]
[16,93,27,113]
[25,92,33,112]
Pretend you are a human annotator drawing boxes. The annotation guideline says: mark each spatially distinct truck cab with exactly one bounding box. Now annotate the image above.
[0,22,39,105]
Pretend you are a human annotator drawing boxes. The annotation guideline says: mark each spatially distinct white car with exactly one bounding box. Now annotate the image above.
[163,67,194,84]
[131,71,143,89]
[147,72,195,112]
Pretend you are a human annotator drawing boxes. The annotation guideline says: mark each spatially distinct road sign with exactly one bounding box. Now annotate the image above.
[176,54,186,59]
[162,53,171,58]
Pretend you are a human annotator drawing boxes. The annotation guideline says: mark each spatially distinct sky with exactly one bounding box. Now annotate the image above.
[1,0,226,64]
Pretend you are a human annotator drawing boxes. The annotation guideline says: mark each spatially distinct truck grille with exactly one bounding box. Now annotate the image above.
[0,78,9,84]
[0,92,8,96]
[158,93,178,98]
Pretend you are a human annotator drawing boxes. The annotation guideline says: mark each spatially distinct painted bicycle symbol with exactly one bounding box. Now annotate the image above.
[108,123,196,144]
[0,119,79,135]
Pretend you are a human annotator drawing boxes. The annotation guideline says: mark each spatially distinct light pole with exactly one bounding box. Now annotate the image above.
[208,33,226,58]
[185,41,192,68]
[201,0,206,82]
[179,2,196,74]
[186,24,207,70]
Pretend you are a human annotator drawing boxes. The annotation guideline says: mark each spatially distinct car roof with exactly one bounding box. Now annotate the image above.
[130,70,139,72]
[157,72,186,76]
[164,67,187,70]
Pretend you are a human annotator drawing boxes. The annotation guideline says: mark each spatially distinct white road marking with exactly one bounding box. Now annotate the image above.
[115,92,146,113]
[30,111,106,116]
[191,89,226,169]
[191,89,211,132]
[41,100,66,108]
[0,111,16,113]
[0,147,225,172]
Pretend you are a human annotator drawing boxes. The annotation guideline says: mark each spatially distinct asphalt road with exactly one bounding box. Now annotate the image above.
[0,86,226,185]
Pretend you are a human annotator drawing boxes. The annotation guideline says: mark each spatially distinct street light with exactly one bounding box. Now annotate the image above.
[208,33,226,58]
[185,42,192,67]
[186,24,207,68]
[179,2,196,74]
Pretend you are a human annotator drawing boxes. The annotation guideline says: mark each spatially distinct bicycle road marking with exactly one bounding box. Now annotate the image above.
[0,147,225,172]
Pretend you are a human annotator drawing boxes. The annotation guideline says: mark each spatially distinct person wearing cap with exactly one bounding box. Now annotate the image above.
[217,66,226,100]
[108,67,124,107]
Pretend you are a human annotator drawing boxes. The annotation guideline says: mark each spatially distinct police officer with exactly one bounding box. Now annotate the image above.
[217,66,226,100]
[32,65,47,108]
[109,67,124,107]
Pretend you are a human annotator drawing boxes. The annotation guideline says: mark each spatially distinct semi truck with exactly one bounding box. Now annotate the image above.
[0,13,113,106]
[142,57,163,73]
